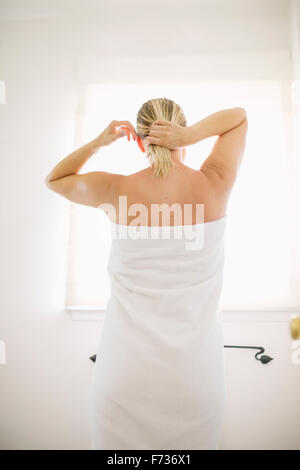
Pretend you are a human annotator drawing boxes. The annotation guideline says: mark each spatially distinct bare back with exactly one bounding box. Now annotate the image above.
[112,160,230,226]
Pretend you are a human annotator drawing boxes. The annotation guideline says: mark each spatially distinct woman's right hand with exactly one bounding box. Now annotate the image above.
[145,120,191,150]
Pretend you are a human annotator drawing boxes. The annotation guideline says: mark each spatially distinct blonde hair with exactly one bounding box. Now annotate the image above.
[136,97,187,177]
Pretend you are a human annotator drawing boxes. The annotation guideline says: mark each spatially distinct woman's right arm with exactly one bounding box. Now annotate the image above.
[187,107,247,145]
[192,107,248,187]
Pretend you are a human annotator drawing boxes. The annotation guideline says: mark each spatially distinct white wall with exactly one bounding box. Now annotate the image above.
[0,18,99,449]
[0,0,299,450]
[221,313,300,450]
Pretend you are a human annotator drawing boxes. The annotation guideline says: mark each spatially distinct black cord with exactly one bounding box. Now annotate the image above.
[224,345,274,364]
[90,346,274,364]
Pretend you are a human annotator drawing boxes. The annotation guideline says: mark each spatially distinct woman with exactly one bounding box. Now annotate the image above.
[46,98,248,450]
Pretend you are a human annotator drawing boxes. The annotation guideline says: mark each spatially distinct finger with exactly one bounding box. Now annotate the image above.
[145,136,161,145]
[149,128,168,137]
[152,120,172,126]
[115,121,137,139]
[120,125,135,141]
[114,129,126,140]
[150,124,167,130]
[113,133,122,141]
[119,126,131,141]
[115,126,132,142]
[149,125,170,135]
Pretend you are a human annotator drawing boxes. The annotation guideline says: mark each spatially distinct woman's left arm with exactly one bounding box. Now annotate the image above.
[45,120,136,208]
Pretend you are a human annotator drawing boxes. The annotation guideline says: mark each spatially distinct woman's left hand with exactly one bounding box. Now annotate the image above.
[95,120,137,147]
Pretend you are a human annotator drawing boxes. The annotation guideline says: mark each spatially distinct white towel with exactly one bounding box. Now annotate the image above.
[90,216,227,450]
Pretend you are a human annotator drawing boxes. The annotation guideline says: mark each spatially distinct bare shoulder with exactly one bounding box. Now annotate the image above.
[117,168,153,192]
[77,170,125,208]
[192,167,233,218]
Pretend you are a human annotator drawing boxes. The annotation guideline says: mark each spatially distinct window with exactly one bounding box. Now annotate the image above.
[65,81,300,311]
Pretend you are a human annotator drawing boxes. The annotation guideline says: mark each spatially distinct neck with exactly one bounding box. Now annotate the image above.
[170,148,185,162]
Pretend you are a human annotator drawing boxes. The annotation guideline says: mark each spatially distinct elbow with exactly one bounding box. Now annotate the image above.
[45,175,51,188]
[45,174,54,189]
[236,107,247,122]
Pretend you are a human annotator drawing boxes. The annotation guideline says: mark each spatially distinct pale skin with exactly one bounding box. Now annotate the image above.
[45,108,248,226]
